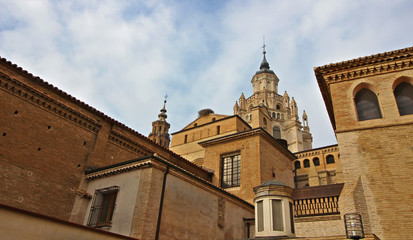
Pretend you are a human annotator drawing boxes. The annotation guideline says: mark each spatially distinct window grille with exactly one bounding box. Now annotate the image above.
[87,186,119,228]
[221,154,241,188]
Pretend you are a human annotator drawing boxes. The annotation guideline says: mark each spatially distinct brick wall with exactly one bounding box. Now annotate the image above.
[0,58,208,221]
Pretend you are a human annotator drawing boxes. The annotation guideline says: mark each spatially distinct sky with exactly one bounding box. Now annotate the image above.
[1,0,412,148]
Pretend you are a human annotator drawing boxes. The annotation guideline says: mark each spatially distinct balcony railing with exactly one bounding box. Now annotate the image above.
[294,196,339,217]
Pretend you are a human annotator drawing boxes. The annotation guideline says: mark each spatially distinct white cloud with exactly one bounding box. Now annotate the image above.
[1,0,412,148]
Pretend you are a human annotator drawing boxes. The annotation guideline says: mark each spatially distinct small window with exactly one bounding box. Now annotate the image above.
[303,159,310,168]
[217,125,221,134]
[87,186,119,228]
[394,82,413,115]
[273,126,281,139]
[257,200,264,232]
[272,112,276,119]
[184,135,188,143]
[294,161,301,169]
[313,157,320,166]
[277,113,280,119]
[276,104,281,110]
[194,123,198,127]
[212,117,216,122]
[272,199,284,231]
[289,202,295,234]
[326,155,335,164]
[221,154,241,188]
[355,88,382,121]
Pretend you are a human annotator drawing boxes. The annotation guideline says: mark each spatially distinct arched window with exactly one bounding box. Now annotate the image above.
[263,118,267,129]
[281,114,284,120]
[272,112,276,119]
[355,88,382,121]
[313,157,320,166]
[276,104,281,110]
[273,126,281,139]
[277,113,280,119]
[394,82,413,115]
[194,123,198,127]
[326,155,335,164]
[212,117,216,122]
[294,161,301,169]
[303,159,310,168]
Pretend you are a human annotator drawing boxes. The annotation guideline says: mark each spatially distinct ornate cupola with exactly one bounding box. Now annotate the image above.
[252,44,279,95]
[148,99,170,148]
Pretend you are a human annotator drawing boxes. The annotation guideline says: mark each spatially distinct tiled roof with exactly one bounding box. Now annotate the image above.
[293,183,344,200]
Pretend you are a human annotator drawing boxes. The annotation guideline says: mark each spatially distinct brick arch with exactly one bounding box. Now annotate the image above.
[392,76,413,91]
[352,82,379,98]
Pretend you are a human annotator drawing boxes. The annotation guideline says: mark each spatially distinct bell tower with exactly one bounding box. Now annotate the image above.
[148,98,170,148]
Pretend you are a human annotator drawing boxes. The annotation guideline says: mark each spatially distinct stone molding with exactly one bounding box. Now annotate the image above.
[295,145,339,158]
[0,73,101,133]
[315,46,413,129]
[108,131,152,156]
[85,160,152,180]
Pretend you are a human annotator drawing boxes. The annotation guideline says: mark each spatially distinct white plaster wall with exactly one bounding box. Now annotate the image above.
[83,170,141,236]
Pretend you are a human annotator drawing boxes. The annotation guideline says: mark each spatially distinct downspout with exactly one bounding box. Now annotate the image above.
[155,165,169,240]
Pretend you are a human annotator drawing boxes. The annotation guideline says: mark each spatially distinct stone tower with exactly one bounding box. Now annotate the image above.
[234,47,313,152]
[148,100,170,148]
[315,46,413,240]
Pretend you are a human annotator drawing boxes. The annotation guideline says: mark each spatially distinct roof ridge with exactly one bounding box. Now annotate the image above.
[315,46,413,70]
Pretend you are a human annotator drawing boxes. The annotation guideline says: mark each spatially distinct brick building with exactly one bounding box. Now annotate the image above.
[1,46,412,240]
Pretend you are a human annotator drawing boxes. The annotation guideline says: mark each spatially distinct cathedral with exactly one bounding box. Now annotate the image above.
[1,46,412,240]
[233,47,312,152]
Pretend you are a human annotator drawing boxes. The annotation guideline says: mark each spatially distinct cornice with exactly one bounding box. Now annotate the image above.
[109,130,153,156]
[86,160,152,180]
[295,145,339,159]
[0,72,101,133]
[322,58,413,84]
[314,46,413,130]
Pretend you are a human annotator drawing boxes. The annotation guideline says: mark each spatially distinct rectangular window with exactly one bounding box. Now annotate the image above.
[272,199,283,231]
[289,201,295,233]
[221,154,241,188]
[217,125,220,134]
[87,186,119,228]
[257,200,264,232]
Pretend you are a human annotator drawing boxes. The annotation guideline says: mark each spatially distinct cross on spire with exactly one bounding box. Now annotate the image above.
[262,36,267,54]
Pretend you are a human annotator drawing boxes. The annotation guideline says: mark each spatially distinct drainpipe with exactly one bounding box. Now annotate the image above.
[155,165,169,240]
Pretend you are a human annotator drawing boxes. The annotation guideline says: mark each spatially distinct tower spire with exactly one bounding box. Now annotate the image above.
[256,39,274,75]
[148,96,171,148]
[158,95,168,121]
